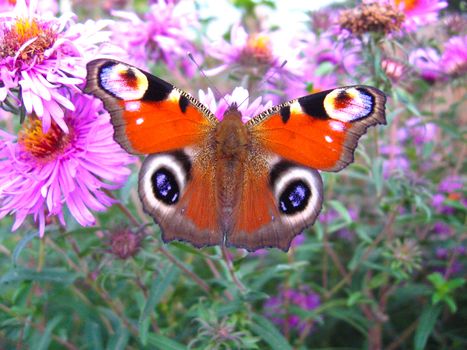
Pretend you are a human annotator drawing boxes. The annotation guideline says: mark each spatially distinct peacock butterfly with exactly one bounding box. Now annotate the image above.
[84,59,386,251]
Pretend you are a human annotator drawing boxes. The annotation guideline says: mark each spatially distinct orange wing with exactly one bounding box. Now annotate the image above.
[247,86,386,172]
[138,151,222,248]
[84,59,217,155]
[227,158,323,251]
[85,59,222,247]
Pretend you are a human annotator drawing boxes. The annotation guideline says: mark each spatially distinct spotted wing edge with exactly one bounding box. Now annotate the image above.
[84,58,218,155]
[247,85,387,172]
[226,157,324,252]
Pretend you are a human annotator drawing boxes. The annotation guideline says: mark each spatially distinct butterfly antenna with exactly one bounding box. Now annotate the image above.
[237,60,288,109]
[188,52,229,106]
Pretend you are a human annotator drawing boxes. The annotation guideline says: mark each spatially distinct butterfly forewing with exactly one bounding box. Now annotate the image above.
[85,59,218,155]
[247,86,386,172]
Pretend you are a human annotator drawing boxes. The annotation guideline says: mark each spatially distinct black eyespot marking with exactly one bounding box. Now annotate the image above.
[280,106,290,124]
[179,95,189,113]
[278,180,311,215]
[151,168,180,205]
[298,90,330,120]
[171,150,192,181]
[269,160,296,188]
[141,73,173,102]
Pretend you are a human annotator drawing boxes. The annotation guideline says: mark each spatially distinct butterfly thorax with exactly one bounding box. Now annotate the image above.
[214,106,249,233]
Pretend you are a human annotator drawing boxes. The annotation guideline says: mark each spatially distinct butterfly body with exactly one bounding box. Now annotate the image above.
[85,59,386,251]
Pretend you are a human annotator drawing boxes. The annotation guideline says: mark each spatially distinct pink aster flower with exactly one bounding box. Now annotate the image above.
[205,24,303,81]
[0,0,115,132]
[0,92,133,236]
[365,0,447,32]
[409,48,442,83]
[0,0,57,13]
[264,287,320,336]
[198,86,272,123]
[111,1,198,74]
[391,0,447,31]
[441,35,467,77]
[281,32,361,100]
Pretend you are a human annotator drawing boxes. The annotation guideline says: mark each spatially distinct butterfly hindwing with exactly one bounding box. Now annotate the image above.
[227,157,323,251]
[248,86,386,172]
[85,59,218,155]
[138,150,223,248]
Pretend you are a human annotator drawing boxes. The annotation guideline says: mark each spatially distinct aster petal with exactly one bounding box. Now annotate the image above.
[66,190,95,226]
[21,88,33,113]
[0,87,7,101]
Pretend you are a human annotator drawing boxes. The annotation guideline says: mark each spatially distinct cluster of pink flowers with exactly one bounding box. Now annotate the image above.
[0,0,133,236]
[111,0,198,75]
[264,287,321,336]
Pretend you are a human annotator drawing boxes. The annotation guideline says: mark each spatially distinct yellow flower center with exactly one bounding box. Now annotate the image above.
[240,34,273,65]
[18,117,72,162]
[0,17,57,63]
[394,0,418,12]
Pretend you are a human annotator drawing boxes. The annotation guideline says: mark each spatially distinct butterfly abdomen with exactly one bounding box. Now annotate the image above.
[214,109,250,233]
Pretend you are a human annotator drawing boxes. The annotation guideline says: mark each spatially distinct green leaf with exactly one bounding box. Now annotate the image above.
[327,308,368,335]
[36,316,62,350]
[446,278,466,290]
[106,328,129,350]
[85,321,104,350]
[414,304,442,350]
[139,317,151,346]
[444,296,457,313]
[427,272,444,287]
[0,268,79,285]
[12,231,38,267]
[368,273,388,289]
[139,265,179,324]
[146,333,187,350]
[250,314,292,350]
[315,61,335,76]
[347,292,363,306]
[328,200,352,223]
[371,157,384,196]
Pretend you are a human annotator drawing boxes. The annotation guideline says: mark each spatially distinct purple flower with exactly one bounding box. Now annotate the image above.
[363,0,447,32]
[432,222,453,237]
[0,0,115,132]
[390,0,447,32]
[111,1,198,74]
[439,176,463,193]
[441,35,467,77]
[396,117,438,149]
[381,58,406,83]
[380,144,410,178]
[0,92,133,236]
[264,287,321,335]
[309,33,361,79]
[282,33,361,100]
[409,48,442,82]
[198,87,272,123]
[0,0,57,13]
[204,24,303,80]
[432,175,465,215]
[319,207,358,240]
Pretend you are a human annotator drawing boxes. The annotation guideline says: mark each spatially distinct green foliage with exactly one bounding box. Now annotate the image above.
[427,273,466,313]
